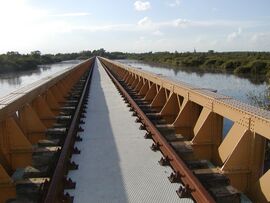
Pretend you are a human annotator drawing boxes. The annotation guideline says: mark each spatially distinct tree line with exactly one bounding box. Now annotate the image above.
[1,49,270,81]
[0,49,125,74]
[126,51,270,80]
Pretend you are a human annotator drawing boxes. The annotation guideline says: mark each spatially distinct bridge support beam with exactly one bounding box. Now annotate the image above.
[173,99,201,140]
[0,117,32,171]
[32,96,55,128]
[160,93,180,124]
[18,104,47,144]
[134,78,144,92]
[130,76,139,89]
[139,80,150,97]
[151,87,167,112]
[144,84,159,103]
[43,90,61,115]
[192,107,223,162]
[0,165,16,203]
[0,58,94,202]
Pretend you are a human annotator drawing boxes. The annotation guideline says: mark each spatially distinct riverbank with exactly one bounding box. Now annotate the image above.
[0,52,62,74]
[0,60,81,98]
[119,59,268,106]
[2,50,270,83]
[126,52,270,82]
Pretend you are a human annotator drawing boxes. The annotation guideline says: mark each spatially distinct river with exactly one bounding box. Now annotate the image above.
[0,59,267,104]
[0,59,268,135]
[0,60,82,98]
[118,60,269,135]
[118,59,268,105]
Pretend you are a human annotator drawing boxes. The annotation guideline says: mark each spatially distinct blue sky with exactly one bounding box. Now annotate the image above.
[0,0,269,53]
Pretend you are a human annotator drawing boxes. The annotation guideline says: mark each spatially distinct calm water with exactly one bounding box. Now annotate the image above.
[0,58,268,135]
[1,59,266,103]
[0,60,82,98]
[118,59,269,135]
[118,60,268,104]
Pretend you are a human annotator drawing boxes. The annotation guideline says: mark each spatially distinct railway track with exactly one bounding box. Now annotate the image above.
[42,60,94,203]
[2,57,269,202]
[100,59,247,203]
[1,59,94,203]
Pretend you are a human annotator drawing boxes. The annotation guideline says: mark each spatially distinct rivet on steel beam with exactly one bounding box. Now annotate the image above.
[135,118,141,123]
[80,113,86,118]
[127,103,131,107]
[144,132,152,139]
[132,112,137,116]
[62,192,74,203]
[129,107,134,112]
[168,172,180,183]
[150,143,160,151]
[72,147,81,154]
[139,124,146,130]
[63,177,76,189]
[75,135,83,142]
[158,156,170,166]
[68,161,79,170]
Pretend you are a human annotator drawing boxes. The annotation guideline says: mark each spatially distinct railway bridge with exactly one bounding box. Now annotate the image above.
[0,57,269,203]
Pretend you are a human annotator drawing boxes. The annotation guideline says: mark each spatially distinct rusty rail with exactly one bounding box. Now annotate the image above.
[100,57,270,203]
[0,59,92,121]
[101,60,215,203]
[0,58,94,203]
[43,59,94,202]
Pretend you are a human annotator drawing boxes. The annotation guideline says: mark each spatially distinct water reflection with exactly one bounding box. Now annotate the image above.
[0,69,42,86]
[128,60,267,85]
[0,75,22,86]
[118,59,269,136]
[0,60,82,98]
[118,59,267,104]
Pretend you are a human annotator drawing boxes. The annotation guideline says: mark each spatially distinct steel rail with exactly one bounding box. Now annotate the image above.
[101,60,216,203]
[0,59,91,122]
[43,59,94,203]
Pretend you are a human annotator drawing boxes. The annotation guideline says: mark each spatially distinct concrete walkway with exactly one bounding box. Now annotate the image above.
[66,58,192,203]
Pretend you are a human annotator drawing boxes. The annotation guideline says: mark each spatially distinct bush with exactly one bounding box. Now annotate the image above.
[222,60,241,71]
[250,61,267,74]
[203,59,217,67]
[234,66,251,74]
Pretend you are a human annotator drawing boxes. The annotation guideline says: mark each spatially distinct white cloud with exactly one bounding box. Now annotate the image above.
[134,1,151,11]
[153,30,164,36]
[138,16,153,27]
[0,1,268,53]
[169,0,180,7]
[0,0,93,53]
[73,24,134,32]
[227,27,242,42]
[251,32,270,42]
[87,17,253,34]
[50,12,91,17]
[139,36,146,41]
[173,18,189,27]
[250,32,270,50]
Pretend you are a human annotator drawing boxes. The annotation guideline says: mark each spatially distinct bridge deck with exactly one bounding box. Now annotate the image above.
[65,59,192,202]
